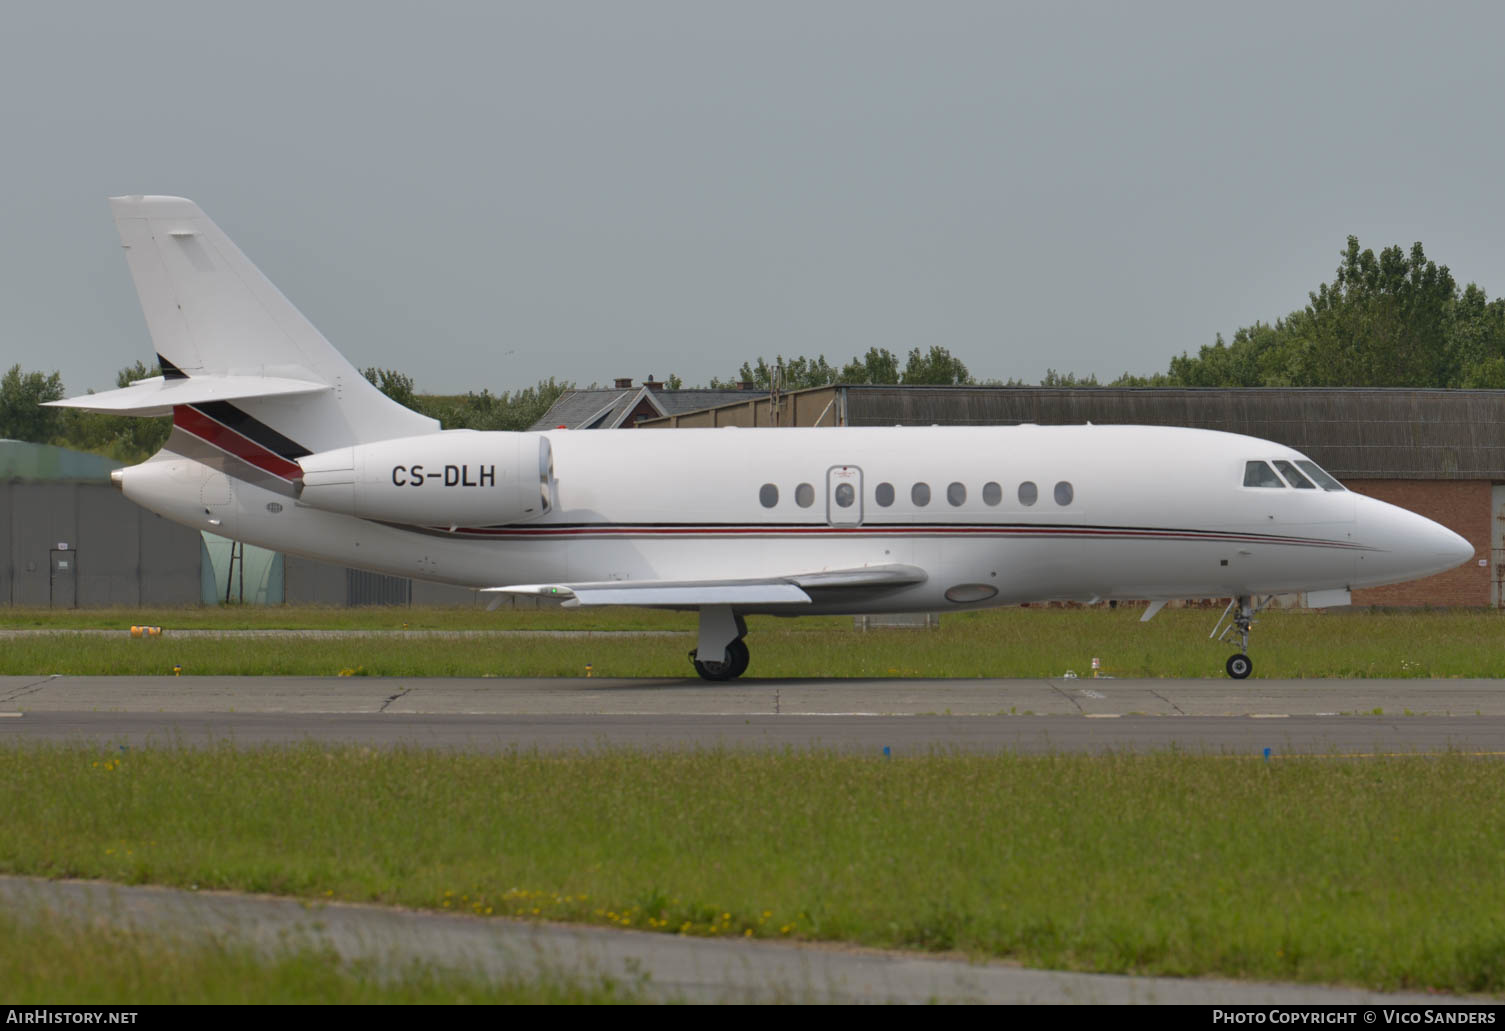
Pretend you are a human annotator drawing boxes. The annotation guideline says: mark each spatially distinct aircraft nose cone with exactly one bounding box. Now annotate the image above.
[1405,515,1473,578]
[1353,497,1476,587]
[1437,525,1474,569]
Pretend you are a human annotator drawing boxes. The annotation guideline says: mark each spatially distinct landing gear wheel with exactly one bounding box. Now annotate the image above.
[691,639,750,681]
[1226,653,1253,680]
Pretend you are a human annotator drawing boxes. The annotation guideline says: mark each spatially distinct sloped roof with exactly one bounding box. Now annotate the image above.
[530,388,637,430]
[529,386,756,430]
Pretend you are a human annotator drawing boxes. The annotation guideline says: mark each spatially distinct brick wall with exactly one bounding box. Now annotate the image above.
[1346,479,1493,607]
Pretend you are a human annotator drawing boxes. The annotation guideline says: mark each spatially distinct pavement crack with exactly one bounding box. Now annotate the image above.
[0,675,61,705]
[1048,681,1085,715]
[379,687,411,713]
[1150,689,1185,715]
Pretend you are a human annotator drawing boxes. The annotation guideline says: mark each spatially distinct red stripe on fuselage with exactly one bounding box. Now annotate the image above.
[427,524,1363,549]
[172,406,303,480]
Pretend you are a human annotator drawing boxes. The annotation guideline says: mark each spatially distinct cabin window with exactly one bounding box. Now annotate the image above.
[795,482,815,507]
[1243,461,1285,488]
[1054,481,1074,506]
[759,484,779,508]
[834,483,855,508]
[1273,460,1316,489]
[947,482,967,506]
[1296,460,1346,492]
[1018,481,1038,506]
[982,482,1002,506]
[875,482,895,507]
[912,482,931,507]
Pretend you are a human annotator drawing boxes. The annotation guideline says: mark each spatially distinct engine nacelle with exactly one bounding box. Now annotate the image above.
[297,431,554,526]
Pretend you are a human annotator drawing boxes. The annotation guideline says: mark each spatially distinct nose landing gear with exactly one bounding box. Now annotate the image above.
[1226,652,1253,679]
[1211,595,1269,680]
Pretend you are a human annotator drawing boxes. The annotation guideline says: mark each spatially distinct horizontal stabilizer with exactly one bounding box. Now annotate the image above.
[488,563,926,608]
[46,374,330,418]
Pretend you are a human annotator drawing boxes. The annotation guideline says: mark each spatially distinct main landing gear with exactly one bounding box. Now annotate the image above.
[689,606,750,681]
[691,638,749,681]
[1210,594,1271,680]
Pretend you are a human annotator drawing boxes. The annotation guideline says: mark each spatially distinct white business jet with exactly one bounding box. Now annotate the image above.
[51,197,1474,680]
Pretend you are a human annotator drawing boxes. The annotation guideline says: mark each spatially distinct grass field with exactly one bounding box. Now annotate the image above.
[4,743,1505,995]
[2,605,1503,678]
[0,909,648,1004]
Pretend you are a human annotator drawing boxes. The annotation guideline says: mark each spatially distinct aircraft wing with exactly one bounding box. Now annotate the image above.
[488,563,927,607]
[46,374,331,418]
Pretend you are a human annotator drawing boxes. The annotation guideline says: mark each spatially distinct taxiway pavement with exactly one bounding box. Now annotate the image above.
[1,675,1502,754]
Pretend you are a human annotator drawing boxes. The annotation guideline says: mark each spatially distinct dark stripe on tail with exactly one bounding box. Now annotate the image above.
[156,353,188,380]
[189,401,312,460]
[171,403,310,481]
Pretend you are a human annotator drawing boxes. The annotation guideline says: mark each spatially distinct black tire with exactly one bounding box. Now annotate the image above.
[726,639,750,678]
[1226,653,1253,680]
[690,640,749,682]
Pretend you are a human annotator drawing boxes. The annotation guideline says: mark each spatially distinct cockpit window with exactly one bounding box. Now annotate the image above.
[1243,461,1285,488]
[1273,460,1316,489]
[1300,457,1348,490]
[1295,460,1345,492]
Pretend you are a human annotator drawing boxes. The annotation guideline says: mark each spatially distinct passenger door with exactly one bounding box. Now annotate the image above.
[827,465,863,527]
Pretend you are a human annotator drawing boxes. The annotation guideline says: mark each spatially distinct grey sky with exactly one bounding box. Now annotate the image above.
[3,1,1503,395]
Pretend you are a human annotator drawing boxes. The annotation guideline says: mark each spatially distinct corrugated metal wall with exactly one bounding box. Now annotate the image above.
[0,483,201,606]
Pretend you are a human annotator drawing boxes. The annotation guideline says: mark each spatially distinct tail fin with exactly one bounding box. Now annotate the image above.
[100,195,436,450]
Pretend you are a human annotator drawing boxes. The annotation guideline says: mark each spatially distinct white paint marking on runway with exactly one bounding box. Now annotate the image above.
[771,712,889,717]
[1250,714,1290,719]
[1083,713,1121,719]
[0,713,22,718]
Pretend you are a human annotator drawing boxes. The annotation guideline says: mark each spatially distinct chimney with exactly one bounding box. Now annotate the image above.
[614,377,633,389]
[644,374,664,391]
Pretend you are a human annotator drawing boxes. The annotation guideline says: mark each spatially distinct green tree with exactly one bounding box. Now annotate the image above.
[1295,238,1456,387]
[712,346,974,389]
[901,346,972,385]
[362,367,418,409]
[421,377,572,432]
[840,347,901,384]
[711,355,842,391]
[0,365,64,443]
[1157,236,1502,390]
[1040,369,1101,388]
[51,362,171,464]
[1448,283,1505,385]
